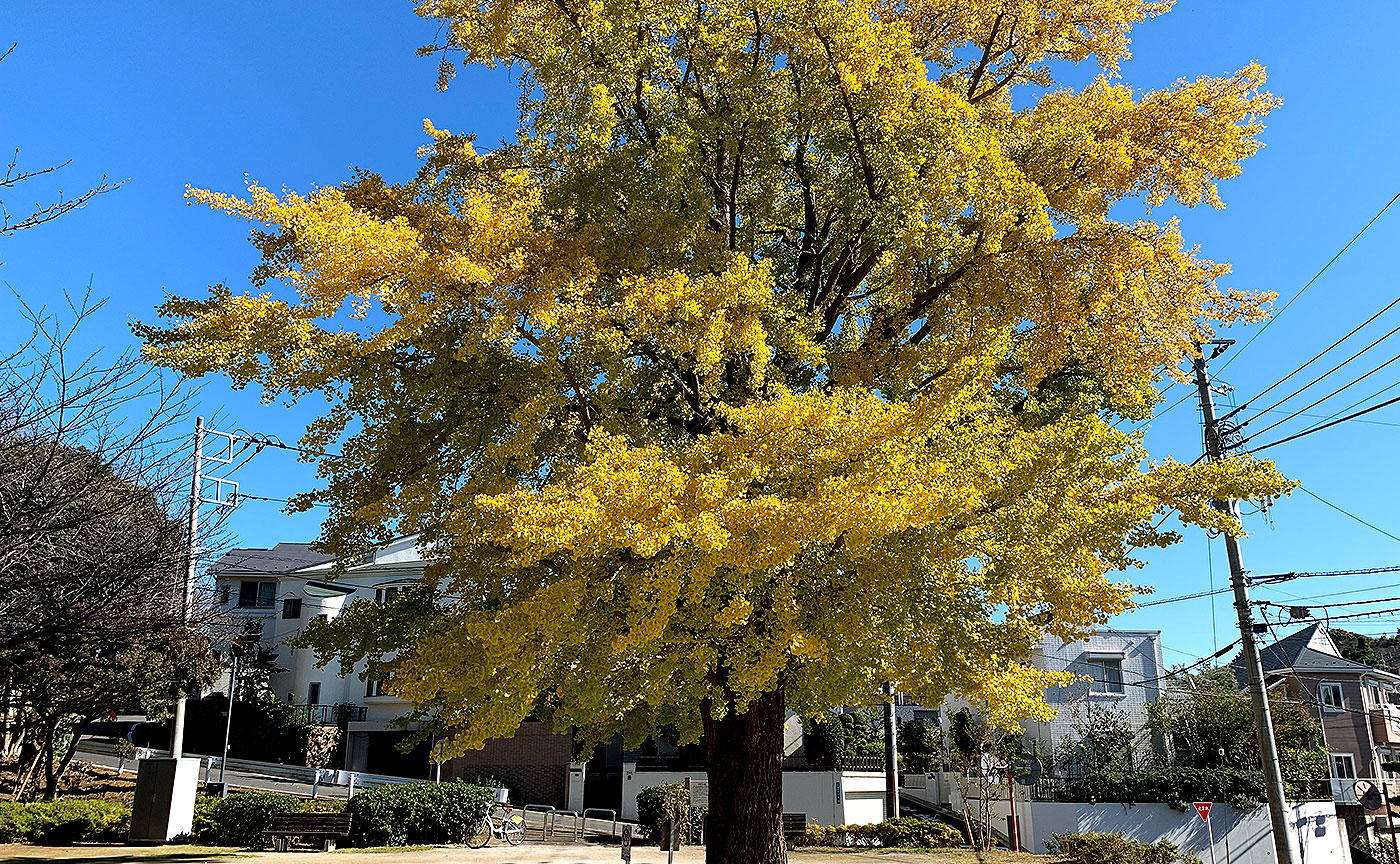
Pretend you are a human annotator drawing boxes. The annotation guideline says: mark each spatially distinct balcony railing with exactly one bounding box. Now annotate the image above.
[1373,704,1400,745]
[288,704,367,726]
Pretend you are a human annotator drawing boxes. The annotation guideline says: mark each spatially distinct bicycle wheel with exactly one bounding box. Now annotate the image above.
[466,817,493,849]
[503,814,525,846]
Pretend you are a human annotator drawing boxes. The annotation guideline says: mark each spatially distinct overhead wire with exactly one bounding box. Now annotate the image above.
[1219,295,1400,423]
[1293,486,1400,545]
[1246,394,1400,454]
[1232,343,1400,446]
[1217,190,1400,373]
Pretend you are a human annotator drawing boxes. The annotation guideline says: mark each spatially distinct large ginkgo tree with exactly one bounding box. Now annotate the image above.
[138,1,1290,860]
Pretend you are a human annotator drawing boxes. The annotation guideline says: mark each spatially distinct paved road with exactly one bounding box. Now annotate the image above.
[75,741,351,800]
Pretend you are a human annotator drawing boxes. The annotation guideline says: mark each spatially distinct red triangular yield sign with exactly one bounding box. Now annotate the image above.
[1194,802,1212,822]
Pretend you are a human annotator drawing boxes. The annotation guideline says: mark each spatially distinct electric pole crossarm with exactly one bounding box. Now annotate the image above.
[1192,347,1300,864]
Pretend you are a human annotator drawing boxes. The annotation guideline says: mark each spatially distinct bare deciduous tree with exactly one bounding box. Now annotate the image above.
[0,43,122,245]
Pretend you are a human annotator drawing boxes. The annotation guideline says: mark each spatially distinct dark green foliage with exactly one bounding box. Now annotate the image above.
[1047,831,1203,864]
[0,800,130,844]
[343,781,495,847]
[898,718,940,774]
[804,715,845,766]
[1057,767,1265,812]
[839,711,884,759]
[797,817,961,848]
[635,782,694,841]
[1146,667,1322,771]
[1333,630,1385,669]
[195,792,303,847]
[182,694,314,765]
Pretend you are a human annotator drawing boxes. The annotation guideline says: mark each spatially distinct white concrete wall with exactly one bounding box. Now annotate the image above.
[622,767,886,826]
[1021,802,1347,864]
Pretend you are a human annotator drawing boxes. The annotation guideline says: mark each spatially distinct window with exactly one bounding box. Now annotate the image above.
[1084,658,1124,694]
[1371,683,1383,707]
[366,680,385,697]
[375,586,402,604]
[238,581,276,608]
[1319,683,1344,711]
[1331,753,1357,779]
[282,598,302,619]
[307,683,321,705]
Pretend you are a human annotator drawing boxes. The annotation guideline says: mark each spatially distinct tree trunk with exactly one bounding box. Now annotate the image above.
[702,687,786,864]
[43,725,83,802]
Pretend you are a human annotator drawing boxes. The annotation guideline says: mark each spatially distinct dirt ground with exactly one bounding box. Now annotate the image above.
[0,758,137,803]
[0,842,1056,864]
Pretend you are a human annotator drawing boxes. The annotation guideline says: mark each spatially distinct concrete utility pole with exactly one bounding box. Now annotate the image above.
[170,415,204,759]
[1191,343,1301,864]
[882,682,899,819]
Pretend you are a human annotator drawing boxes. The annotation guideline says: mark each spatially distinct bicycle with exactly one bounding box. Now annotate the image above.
[467,803,526,848]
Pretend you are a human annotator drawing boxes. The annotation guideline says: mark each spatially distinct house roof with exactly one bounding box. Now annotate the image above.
[211,542,336,575]
[1232,623,1381,685]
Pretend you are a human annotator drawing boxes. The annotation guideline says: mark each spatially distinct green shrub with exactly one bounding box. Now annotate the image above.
[1059,768,1264,811]
[875,817,962,848]
[190,792,347,846]
[199,792,302,847]
[191,796,220,844]
[0,800,130,845]
[635,783,693,843]
[1047,831,1203,864]
[797,817,960,848]
[343,781,495,847]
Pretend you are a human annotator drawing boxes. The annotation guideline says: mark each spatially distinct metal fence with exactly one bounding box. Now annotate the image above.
[287,704,367,726]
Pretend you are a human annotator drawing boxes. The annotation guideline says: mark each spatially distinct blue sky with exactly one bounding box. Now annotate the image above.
[3,2,1399,666]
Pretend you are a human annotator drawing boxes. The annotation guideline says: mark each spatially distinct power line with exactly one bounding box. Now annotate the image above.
[1218,190,1400,373]
[1233,347,1400,447]
[1220,296,1400,423]
[1293,486,1400,545]
[1248,393,1400,455]
[1297,378,1400,432]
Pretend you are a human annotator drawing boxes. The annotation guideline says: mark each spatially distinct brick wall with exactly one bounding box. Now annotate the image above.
[444,721,573,807]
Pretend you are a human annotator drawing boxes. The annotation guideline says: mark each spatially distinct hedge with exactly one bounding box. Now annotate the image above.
[343,781,496,847]
[1047,831,1204,864]
[0,800,130,844]
[1057,768,1265,811]
[191,792,345,847]
[798,817,962,848]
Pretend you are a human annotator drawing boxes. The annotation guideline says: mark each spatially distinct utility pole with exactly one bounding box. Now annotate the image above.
[170,415,204,758]
[882,682,899,819]
[1192,343,1300,864]
[219,649,237,797]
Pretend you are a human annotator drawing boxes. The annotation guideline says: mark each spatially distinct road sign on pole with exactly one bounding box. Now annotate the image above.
[621,824,632,862]
[1194,802,1217,864]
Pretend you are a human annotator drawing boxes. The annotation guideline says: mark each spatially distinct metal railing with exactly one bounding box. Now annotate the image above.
[287,704,367,725]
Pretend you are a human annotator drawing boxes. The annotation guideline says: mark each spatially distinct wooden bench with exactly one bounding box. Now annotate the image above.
[264,813,353,851]
[782,813,809,841]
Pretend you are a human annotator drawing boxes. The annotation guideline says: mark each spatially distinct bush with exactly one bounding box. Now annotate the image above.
[344,781,495,847]
[1047,831,1203,864]
[797,817,961,848]
[197,792,302,847]
[1059,768,1264,811]
[191,792,349,847]
[635,783,693,843]
[0,800,130,844]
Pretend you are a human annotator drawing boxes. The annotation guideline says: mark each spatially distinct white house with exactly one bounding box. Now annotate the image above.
[212,537,439,776]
